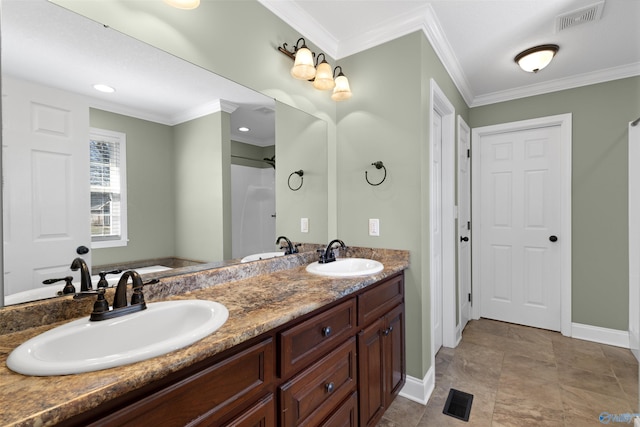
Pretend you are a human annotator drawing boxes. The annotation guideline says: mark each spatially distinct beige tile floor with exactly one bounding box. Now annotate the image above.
[378,318,639,427]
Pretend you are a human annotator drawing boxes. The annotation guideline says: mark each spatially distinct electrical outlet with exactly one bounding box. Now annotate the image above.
[369,218,380,236]
[301,218,309,233]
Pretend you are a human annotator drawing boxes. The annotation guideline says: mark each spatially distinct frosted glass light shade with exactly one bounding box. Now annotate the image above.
[331,74,352,101]
[515,45,559,73]
[164,0,200,9]
[291,47,316,80]
[313,61,335,90]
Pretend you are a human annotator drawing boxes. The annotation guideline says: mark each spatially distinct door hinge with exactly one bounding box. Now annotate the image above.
[467,221,471,231]
[468,293,472,303]
[467,148,471,158]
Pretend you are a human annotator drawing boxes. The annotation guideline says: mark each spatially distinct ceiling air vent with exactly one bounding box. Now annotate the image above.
[556,1,605,32]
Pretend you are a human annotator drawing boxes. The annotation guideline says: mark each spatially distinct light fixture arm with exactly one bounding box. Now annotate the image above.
[278,38,314,61]
[333,65,345,78]
[315,53,327,67]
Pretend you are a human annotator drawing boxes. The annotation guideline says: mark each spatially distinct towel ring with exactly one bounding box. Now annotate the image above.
[365,161,386,186]
[288,170,304,191]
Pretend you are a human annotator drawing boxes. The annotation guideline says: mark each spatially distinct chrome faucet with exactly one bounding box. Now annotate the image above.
[73,270,158,321]
[276,236,301,255]
[70,257,92,291]
[319,239,347,264]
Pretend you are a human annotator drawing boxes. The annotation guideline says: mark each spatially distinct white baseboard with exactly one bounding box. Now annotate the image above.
[571,323,630,348]
[398,366,434,405]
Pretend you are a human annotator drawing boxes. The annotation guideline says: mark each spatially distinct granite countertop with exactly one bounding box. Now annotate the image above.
[0,247,409,427]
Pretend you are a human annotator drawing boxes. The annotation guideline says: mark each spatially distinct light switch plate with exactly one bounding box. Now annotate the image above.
[301,218,309,233]
[369,218,380,236]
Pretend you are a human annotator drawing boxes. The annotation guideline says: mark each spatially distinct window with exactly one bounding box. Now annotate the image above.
[90,128,127,248]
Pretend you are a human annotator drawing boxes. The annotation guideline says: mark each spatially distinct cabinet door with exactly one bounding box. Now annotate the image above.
[222,394,275,427]
[319,392,358,427]
[357,318,385,427]
[384,303,405,402]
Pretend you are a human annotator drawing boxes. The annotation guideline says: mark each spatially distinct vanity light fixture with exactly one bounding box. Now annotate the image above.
[331,66,352,101]
[163,0,200,10]
[514,44,559,73]
[93,83,115,93]
[278,38,352,101]
[312,54,335,90]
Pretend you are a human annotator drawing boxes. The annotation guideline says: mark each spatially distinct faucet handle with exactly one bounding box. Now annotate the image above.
[43,276,76,295]
[97,269,122,288]
[130,279,159,305]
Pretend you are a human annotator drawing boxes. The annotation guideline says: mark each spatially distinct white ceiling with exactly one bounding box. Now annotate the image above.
[260,0,640,106]
[4,0,638,137]
[2,0,276,146]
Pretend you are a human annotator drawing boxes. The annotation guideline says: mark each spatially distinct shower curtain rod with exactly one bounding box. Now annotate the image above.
[231,155,276,168]
[632,117,640,127]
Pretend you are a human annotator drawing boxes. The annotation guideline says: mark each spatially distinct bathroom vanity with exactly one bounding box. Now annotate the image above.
[0,247,409,427]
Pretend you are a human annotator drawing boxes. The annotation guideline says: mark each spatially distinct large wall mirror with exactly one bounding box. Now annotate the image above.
[1,0,328,306]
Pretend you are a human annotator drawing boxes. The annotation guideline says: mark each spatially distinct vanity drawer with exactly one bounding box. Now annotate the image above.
[279,337,357,427]
[279,299,356,377]
[88,338,274,427]
[357,273,404,327]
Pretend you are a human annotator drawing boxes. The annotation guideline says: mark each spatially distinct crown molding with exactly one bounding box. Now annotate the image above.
[259,1,639,108]
[471,62,640,107]
[257,0,339,59]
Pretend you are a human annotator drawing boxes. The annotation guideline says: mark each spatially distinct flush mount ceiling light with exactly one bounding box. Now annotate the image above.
[238,127,250,132]
[93,83,115,93]
[278,38,352,101]
[163,0,200,9]
[514,44,559,73]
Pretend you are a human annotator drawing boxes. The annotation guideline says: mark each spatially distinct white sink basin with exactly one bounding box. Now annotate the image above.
[7,300,228,376]
[306,258,384,277]
[241,251,285,263]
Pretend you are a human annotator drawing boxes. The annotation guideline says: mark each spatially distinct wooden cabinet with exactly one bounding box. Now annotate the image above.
[222,394,275,427]
[279,299,356,378]
[77,338,275,427]
[279,338,357,426]
[357,275,405,427]
[61,272,404,427]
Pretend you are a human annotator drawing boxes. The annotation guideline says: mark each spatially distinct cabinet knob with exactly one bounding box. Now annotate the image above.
[383,326,394,336]
[325,382,335,393]
[321,326,332,337]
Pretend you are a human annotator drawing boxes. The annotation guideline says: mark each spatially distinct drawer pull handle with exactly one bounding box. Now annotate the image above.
[322,326,332,337]
[325,382,335,393]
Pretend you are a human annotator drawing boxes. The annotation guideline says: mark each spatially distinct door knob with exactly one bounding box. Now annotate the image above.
[549,235,558,242]
[460,236,469,242]
[76,245,90,255]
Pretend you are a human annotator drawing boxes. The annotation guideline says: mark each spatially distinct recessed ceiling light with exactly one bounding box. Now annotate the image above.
[93,84,115,93]
[238,127,250,132]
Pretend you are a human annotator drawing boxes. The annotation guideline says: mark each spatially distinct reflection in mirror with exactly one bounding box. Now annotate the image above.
[2,0,317,306]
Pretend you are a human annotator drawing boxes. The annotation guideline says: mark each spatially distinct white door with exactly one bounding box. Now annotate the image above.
[3,77,91,295]
[431,110,443,351]
[457,117,471,332]
[476,125,562,331]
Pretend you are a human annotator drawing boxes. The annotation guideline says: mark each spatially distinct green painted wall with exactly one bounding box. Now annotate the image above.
[470,76,640,330]
[336,32,469,379]
[174,112,231,262]
[89,108,175,266]
[276,101,328,244]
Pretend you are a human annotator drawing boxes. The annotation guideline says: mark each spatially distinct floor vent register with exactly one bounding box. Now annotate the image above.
[443,388,473,422]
